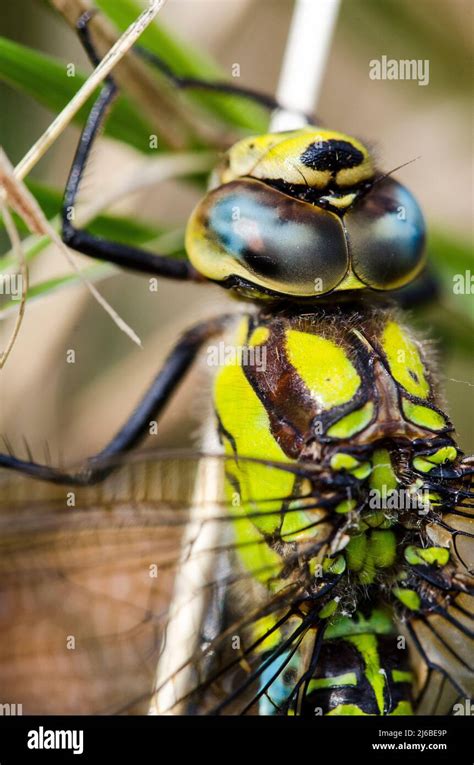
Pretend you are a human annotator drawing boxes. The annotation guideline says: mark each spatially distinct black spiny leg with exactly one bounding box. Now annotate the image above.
[0,316,231,485]
[79,9,288,113]
[62,11,315,278]
[61,12,200,281]
[134,46,289,114]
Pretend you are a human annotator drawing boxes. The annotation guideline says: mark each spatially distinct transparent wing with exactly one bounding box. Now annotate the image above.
[3,449,471,715]
[0,451,334,715]
[406,458,474,714]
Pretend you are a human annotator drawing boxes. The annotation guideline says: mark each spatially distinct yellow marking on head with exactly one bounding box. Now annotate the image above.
[285,330,361,408]
[353,462,372,480]
[250,134,331,186]
[220,130,307,183]
[335,165,372,187]
[332,270,366,291]
[382,321,429,398]
[330,452,371,481]
[320,192,357,209]
[220,127,374,189]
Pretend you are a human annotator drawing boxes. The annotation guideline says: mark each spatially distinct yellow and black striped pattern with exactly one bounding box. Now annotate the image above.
[214,127,374,202]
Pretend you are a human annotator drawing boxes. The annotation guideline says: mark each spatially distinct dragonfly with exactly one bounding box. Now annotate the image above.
[0,10,472,717]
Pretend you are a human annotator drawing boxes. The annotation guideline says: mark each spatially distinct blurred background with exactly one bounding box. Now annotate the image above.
[0,0,472,465]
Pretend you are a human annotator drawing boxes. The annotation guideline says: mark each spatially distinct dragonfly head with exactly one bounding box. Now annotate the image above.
[186,127,426,300]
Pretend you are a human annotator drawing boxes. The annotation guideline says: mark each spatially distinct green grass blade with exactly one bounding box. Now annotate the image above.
[0,179,189,250]
[0,36,156,152]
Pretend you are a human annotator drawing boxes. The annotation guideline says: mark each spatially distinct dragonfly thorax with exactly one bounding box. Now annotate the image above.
[214,308,459,603]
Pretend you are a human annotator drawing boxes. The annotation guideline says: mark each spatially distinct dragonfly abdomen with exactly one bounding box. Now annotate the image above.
[302,627,414,716]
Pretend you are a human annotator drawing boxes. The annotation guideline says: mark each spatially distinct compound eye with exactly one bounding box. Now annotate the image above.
[344,177,426,290]
[187,178,348,296]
